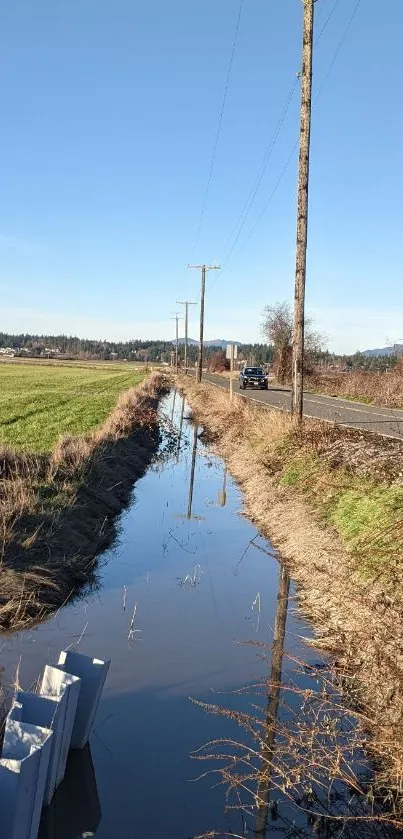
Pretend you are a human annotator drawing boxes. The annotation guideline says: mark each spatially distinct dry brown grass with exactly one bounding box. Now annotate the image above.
[0,373,169,631]
[176,374,403,808]
[306,369,403,409]
[193,653,403,836]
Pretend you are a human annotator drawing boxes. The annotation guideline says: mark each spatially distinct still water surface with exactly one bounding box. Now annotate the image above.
[0,393,389,838]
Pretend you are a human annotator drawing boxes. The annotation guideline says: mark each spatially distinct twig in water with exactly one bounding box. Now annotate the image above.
[128,602,142,641]
[12,656,23,693]
[178,564,204,587]
[252,592,261,634]
[168,528,197,555]
[123,585,127,611]
[76,621,89,647]
[234,535,259,576]
[65,621,89,650]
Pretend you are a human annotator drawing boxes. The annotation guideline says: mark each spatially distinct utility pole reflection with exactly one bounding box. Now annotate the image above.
[187,424,198,519]
[218,467,227,507]
[170,390,177,424]
[174,424,205,523]
[176,395,185,460]
[254,564,290,838]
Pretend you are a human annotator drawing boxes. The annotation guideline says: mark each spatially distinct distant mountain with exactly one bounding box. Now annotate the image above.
[172,338,238,348]
[362,344,403,357]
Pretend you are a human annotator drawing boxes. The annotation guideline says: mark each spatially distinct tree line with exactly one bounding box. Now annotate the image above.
[0,325,398,373]
[0,332,274,365]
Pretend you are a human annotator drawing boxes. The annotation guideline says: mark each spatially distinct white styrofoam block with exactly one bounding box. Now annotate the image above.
[39,665,81,786]
[2,718,53,839]
[9,689,68,805]
[0,730,42,839]
[57,650,110,748]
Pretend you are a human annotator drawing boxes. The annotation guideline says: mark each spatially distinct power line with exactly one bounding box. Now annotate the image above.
[219,1,342,272]
[227,141,299,266]
[314,0,342,45]
[189,0,244,259]
[219,0,363,267]
[314,0,363,103]
[221,76,299,268]
[200,1,339,291]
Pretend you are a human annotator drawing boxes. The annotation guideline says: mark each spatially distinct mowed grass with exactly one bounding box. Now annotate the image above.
[0,362,146,452]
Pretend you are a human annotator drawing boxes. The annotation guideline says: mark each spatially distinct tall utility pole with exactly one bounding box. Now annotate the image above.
[171,313,182,374]
[176,299,197,374]
[291,0,315,422]
[188,264,221,383]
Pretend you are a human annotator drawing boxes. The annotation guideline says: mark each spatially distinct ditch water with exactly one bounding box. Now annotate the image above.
[0,392,396,838]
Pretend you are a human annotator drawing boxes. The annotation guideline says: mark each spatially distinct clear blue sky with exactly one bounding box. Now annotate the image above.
[0,0,402,353]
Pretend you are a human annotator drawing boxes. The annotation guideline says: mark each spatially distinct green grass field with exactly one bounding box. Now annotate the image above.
[0,362,146,452]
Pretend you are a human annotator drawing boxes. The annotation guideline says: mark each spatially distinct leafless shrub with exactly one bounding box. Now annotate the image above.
[192,652,403,838]
[262,301,326,384]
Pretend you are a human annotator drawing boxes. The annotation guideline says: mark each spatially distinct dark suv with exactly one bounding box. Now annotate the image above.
[239,367,268,390]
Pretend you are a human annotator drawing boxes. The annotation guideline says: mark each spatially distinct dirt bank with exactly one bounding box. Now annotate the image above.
[177,374,403,804]
[0,373,169,631]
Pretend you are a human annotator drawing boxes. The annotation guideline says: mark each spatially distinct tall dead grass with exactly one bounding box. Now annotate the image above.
[306,370,403,409]
[0,373,169,631]
[193,654,403,836]
[177,374,403,810]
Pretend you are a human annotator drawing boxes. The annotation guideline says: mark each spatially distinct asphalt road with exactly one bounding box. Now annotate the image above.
[192,372,403,440]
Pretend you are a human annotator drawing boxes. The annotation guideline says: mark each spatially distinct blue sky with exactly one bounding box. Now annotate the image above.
[0,0,402,353]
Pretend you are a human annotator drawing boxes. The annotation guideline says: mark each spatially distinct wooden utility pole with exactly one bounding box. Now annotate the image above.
[226,343,237,402]
[171,313,182,374]
[176,299,197,374]
[188,264,221,383]
[291,0,315,422]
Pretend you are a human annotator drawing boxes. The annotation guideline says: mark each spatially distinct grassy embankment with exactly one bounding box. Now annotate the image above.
[0,363,169,630]
[304,369,403,409]
[177,374,403,802]
[212,367,403,409]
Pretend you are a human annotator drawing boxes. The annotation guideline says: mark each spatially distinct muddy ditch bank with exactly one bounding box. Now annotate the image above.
[0,373,170,631]
[176,374,403,816]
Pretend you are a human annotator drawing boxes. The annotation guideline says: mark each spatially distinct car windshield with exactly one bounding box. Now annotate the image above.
[244,368,264,375]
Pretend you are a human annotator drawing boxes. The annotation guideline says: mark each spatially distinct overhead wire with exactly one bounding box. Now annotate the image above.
[220,76,299,269]
[315,0,342,44]
[314,0,363,103]
[218,0,363,270]
[188,0,244,263]
[218,0,343,274]
[187,0,334,296]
